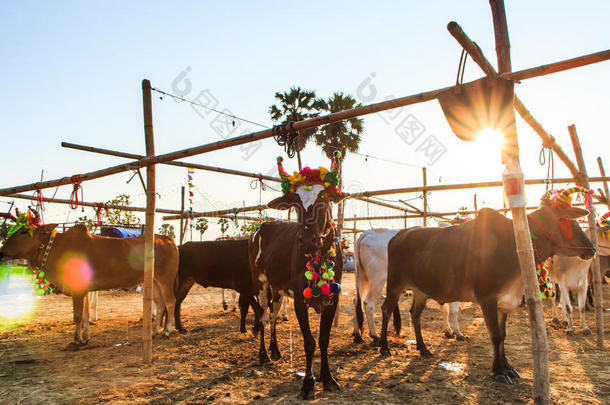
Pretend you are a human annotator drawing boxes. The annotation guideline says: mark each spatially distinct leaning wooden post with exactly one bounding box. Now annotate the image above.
[422,167,428,227]
[179,186,185,244]
[597,157,610,210]
[474,194,478,213]
[489,1,550,403]
[568,125,604,349]
[142,79,156,364]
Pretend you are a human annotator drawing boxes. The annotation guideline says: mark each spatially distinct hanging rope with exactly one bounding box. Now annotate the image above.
[94,203,109,227]
[456,49,468,86]
[539,146,555,192]
[69,175,85,212]
[273,122,298,159]
[33,187,47,221]
[250,176,267,215]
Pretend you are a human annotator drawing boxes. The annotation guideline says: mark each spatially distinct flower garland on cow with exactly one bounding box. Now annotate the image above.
[597,211,610,240]
[7,208,54,296]
[276,153,343,302]
[534,187,594,299]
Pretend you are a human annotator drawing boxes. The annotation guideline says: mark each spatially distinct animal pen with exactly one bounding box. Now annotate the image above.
[1,1,609,403]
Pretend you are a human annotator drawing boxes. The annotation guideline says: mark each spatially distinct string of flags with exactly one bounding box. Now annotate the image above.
[187,168,195,216]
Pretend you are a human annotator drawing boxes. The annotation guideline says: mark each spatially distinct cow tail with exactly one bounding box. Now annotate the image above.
[354,235,365,333]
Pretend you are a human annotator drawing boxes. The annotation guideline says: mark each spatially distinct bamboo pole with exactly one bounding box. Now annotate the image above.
[350,176,610,198]
[474,194,478,213]
[568,125,604,349]
[502,49,610,82]
[422,168,428,227]
[597,158,610,211]
[446,21,581,178]
[179,186,185,244]
[142,79,155,364]
[490,1,550,403]
[163,204,267,221]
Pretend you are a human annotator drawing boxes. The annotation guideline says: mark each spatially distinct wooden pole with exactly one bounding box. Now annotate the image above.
[474,194,478,213]
[422,168,428,227]
[489,1,550,403]
[163,204,267,221]
[568,125,604,349]
[597,157,610,211]
[179,186,185,244]
[142,79,156,364]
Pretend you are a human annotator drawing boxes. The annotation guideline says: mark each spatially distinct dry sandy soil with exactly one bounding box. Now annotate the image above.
[1,272,609,404]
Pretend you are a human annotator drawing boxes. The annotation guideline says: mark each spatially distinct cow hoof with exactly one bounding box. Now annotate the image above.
[322,377,341,392]
[161,331,171,340]
[551,317,562,326]
[455,334,469,341]
[419,348,433,357]
[583,328,592,336]
[270,351,282,361]
[352,334,364,344]
[444,331,455,339]
[566,330,574,336]
[379,346,391,357]
[223,304,228,311]
[231,307,237,312]
[259,354,271,365]
[177,328,187,334]
[370,336,380,346]
[562,321,568,327]
[281,315,289,322]
[494,374,513,384]
[299,377,315,400]
[240,326,247,333]
[89,321,97,325]
[507,368,520,380]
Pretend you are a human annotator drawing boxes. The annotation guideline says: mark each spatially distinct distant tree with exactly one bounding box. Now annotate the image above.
[158,223,176,240]
[77,215,95,229]
[194,218,208,241]
[218,218,229,236]
[269,86,325,169]
[105,194,140,226]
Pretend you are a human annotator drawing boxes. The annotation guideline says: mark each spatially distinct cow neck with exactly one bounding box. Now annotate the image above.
[33,229,58,270]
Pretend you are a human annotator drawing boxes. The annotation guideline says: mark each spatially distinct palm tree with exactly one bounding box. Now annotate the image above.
[314,92,364,235]
[269,87,325,169]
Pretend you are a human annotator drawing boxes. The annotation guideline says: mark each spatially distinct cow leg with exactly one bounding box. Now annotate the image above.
[352,271,368,343]
[249,295,264,337]
[257,287,271,364]
[441,302,454,338]
[319,298,341,393]
[156,281,176,338]
[280,297,289,321]
[231,290,237,312]
[174,277,195,333]
[498,311,519,380]
[480,299,512,383]
[410,291,431,357]
[81,292,90,343]
[392,303,402,337]
[221,289,228,311]
[551,286,562,325]
[363,279,384,343]
[449,302,466,340]
[379,287,401,356]
[89,291,98,324]
[69,292,88,349]
[294,296,316,400]
[153,283,165,336]
[269,294,282,361]
[577,277,591,335]
[559,283,574,335]
[238,294,248,333]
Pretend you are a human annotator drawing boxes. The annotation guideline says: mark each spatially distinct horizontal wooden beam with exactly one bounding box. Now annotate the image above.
[162,204,267,220]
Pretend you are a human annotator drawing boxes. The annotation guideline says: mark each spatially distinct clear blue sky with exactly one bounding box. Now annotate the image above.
[1,1,608,239]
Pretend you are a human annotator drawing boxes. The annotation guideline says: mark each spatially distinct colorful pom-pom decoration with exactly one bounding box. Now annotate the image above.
[303,287,313,299]
[302,244,342,304]
[312,286,321,297]
[320,283,330,296]
[305,271,313,280]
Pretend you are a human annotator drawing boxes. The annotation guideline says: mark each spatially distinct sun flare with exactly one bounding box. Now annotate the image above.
[475,128,506,153]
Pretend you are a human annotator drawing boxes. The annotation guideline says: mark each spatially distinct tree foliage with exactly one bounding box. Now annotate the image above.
[158,223,176,240]
[314,92,363,161]
[218,218,229,236]
[194,218,208,241]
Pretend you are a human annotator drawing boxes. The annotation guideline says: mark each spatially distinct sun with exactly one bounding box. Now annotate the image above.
[475,128,506,153]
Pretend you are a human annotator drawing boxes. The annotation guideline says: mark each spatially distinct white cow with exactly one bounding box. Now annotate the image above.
[352,228,465,343]
[549,255,593,335]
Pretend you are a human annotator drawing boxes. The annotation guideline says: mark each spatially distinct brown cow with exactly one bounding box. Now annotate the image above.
[0,215,178,348]
[379,204,594,384]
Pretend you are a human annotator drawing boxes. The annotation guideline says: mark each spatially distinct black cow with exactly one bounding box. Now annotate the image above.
[174,239,259,334]
[249,155,347,399]
[380,205,594,384]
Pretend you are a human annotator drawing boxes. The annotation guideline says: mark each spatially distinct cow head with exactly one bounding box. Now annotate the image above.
[0,209,57,263]
[267,153,348,254]
[528,188,595,261]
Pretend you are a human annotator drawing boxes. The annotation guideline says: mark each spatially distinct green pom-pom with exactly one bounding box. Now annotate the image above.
[328,270,335,279]
[277,156,283,163]
[317,280,324,287]
[322,272,330,280]
[333,151,341,159]
[305,271,313,280]
[312,286,321,297]
[38,271,45,278]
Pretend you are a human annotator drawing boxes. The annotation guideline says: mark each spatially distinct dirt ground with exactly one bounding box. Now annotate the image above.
[1,272,609,405]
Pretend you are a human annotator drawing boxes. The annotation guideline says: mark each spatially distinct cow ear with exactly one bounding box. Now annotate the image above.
[267,195,294,210]
[557,207,589,219]
[330,192,350,204]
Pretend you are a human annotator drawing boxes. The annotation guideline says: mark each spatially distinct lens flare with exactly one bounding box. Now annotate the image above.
[0,264,37,327]
[59,252,94,291]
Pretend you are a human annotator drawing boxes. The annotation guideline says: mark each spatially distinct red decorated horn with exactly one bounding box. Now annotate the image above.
[28,207,41,225]
[276,156,290,180]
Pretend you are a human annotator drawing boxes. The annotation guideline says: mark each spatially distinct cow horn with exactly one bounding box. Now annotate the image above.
[276,156,290,180]
[28,207,41,225]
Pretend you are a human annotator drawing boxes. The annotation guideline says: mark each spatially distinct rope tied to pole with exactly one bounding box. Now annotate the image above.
[69,175,84,212]
[539,145,555,192]
[94,203,109,227]
[272,122,298,159]
[456,49,468,86]
[33,186,47,220]
[250,175,266,213]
